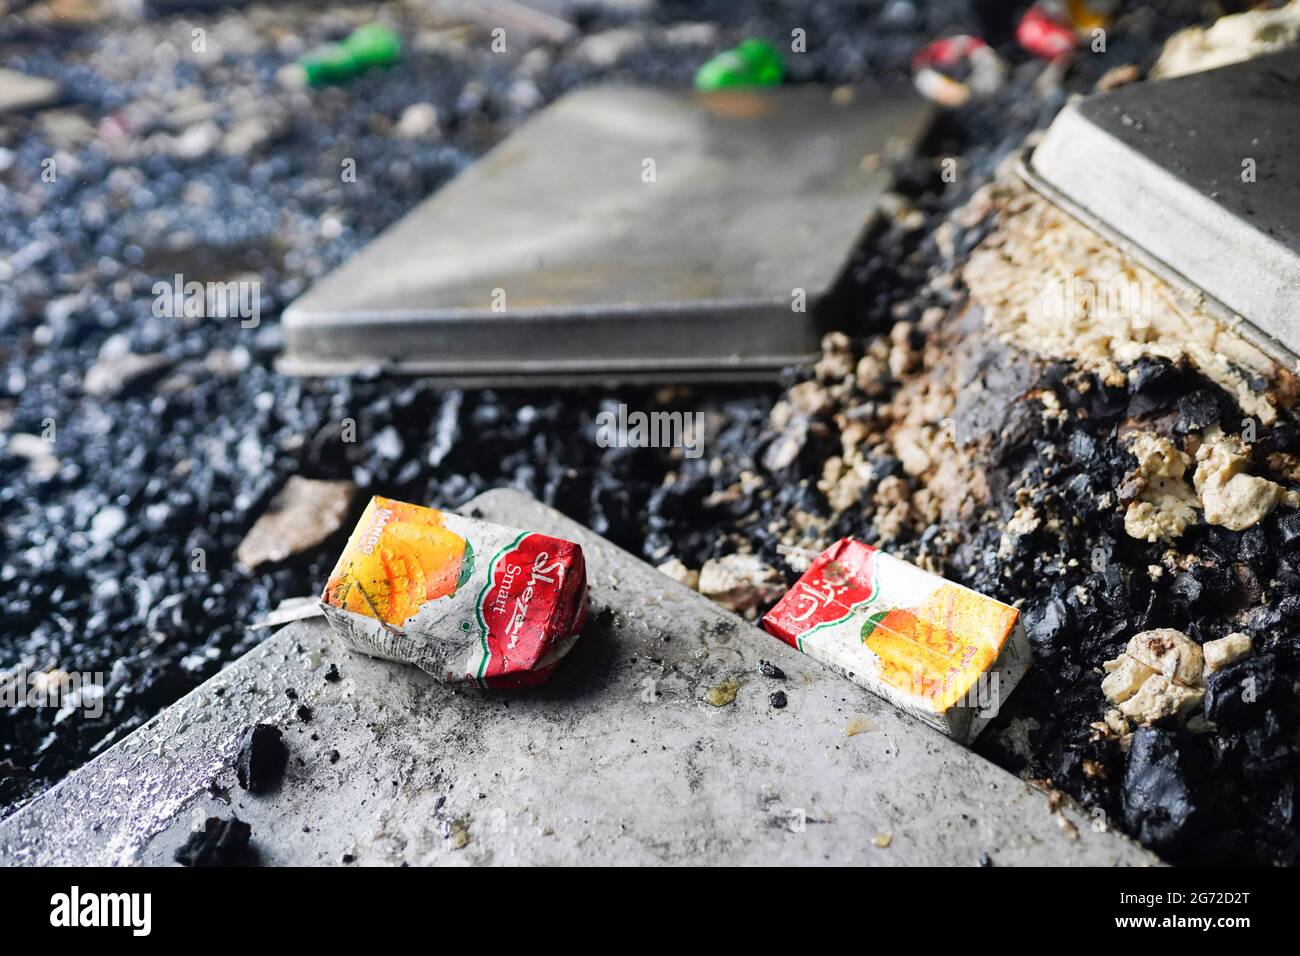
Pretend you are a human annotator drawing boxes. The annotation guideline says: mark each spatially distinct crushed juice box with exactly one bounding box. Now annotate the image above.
[762,538,1031,742]
[320,496,587,688]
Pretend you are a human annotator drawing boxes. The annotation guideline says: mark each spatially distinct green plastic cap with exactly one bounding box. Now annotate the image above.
[694,38,785,91]
[299,23,402,87]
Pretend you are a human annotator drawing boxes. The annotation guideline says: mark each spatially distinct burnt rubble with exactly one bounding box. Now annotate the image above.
[747,314,1300,864]
[174,815,258,867]
[1122,727,1207,853]
[965,348,1300,865]
[236,723,287,794]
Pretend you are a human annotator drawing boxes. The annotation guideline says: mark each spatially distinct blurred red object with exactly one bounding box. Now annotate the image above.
[911,34,1005,108]
[1017,6,1078,59]
[912,34,988,70]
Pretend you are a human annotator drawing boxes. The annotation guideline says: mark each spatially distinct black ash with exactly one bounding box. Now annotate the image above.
[174,815,258,867]
[236,723,287,794]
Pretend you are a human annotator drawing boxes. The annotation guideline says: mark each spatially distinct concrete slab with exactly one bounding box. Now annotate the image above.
[0,491,1157,866]
[1027,49,1300,367]
[280,85,933,384]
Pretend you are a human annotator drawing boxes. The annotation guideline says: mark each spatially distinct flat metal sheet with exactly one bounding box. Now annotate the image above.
[1027,49,1300,368]
[0,490,1155,866]
[280,85,933,384]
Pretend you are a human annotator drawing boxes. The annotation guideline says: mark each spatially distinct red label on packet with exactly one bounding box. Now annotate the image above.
[763,539,879,648]
[475,532,589,687]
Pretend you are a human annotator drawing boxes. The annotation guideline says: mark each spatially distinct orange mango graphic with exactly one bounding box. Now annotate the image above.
[324,497,473,627]
[863,584,1015,711]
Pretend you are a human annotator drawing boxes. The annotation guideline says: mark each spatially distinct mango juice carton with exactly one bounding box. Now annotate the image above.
[762,538,1030,742]
[320,496,587,688]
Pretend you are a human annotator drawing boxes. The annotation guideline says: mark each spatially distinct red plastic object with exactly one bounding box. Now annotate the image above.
[912,34,988,70]
[1017,6,1078,60]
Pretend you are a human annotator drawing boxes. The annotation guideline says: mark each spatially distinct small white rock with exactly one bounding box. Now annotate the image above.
[1101,655,1154,704]
[88,506,127,544]
[656,558,699,591]
[1101,628,1206,727]
[1118,674,1204,724]
[1124,628,1203,687]
[1203,632,1253,674]
[396,102,440,139]
[575,28,643,67]
[698,554,784,617]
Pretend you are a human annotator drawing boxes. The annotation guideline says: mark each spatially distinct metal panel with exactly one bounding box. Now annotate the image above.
[1028,50,1300,369]
[280,86,934,383]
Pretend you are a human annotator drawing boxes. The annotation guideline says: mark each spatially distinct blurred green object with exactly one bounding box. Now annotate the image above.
[297,24,402,87]
[694,38,785,91]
